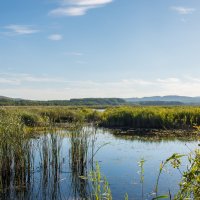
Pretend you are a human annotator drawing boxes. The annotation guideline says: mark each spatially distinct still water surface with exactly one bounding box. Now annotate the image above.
[0,126,199,200]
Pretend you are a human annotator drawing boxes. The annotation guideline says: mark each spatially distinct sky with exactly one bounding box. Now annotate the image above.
[1,0,200,100]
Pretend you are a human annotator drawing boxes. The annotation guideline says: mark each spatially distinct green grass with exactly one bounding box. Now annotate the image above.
[0,108,34,196]
[1,106,102,127]
[100,106,200,129]
[2,105,200,131]
[0,107,199,199]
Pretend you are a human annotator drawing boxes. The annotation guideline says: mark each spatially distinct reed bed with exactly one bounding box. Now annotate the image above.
[0,106,199,199]
[3,105,200,130]
[4,105,200,130]
[100,106,200,129]
[1,106,101,127]
[0,108,34,199]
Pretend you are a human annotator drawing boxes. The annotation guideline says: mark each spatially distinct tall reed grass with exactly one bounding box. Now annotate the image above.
[100,106,200,129]
[0,108,34,199]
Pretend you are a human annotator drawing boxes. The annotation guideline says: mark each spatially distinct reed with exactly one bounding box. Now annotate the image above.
[69,126,90,199]
[0,108,34,199]
[100,106,200,129]
[4,106,101,127]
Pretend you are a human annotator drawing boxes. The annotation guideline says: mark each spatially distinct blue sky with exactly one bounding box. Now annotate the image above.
[1,0,200,100]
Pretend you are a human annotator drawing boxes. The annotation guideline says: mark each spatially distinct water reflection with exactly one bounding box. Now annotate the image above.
[0,126,198,199]
[0,126,98,199]
[38,133,63,200]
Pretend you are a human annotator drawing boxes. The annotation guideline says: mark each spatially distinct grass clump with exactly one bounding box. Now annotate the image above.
[0,108,34,198]
[0,108,24,135]
[20,111,44,126]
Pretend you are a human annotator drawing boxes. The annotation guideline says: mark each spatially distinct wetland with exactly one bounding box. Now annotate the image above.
[0,106,199,200]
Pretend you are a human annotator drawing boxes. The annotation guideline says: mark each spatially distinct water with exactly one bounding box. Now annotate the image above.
[93,108,105,113]
[0,126,199,200]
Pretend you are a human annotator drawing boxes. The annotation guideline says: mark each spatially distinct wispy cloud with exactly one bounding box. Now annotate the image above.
[1,73,200,100]
[49,0,113,16]
[61,0,113,6]
[49,6,93,16]
[4,25,40,35]
[0,73,67,85]
[171,6,195,15]
[48,34,63,41]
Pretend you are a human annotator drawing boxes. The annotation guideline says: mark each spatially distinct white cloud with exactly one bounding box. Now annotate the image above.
[1,73,200,100]
[171,6,195,15]
[49,0,113,16]
[156,78,180,83]
[49,6,93,16]
[48,34,63,41]
[0,73,67,85]
[62,0,113,6]
[4,25,40,35]
[0,78,18,84]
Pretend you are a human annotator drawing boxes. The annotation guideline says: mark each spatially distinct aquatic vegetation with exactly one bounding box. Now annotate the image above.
[88,147,200,200]
[0,106,200,199]
[20,111,44,126]
[0,108,34,199]
[37,131,63,199]
[69,127,90,199]
[174,149,200,199]
[89,162,112,200]
[0,108,24,135]
[3,105,200,131]
[1,106,101,127]
[101,106,200,129]
[153,148,200,199]
[138,158,145,200]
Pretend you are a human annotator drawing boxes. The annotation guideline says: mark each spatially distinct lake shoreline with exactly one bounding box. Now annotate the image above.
[102,127,200,137]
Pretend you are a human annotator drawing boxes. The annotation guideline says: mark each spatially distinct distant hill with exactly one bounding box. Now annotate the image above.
[1,95,200,106]
[69,98,125,105]
[0,96,126,106]
[0,96,12,100]
[125,95,200,104]
[133,101,184,106]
